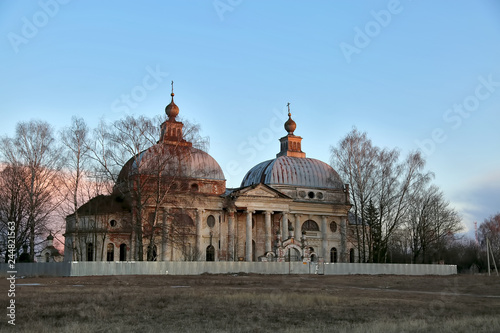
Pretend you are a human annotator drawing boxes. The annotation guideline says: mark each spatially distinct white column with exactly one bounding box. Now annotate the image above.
[321,215,328,260]
[282,212,289,239]
[245,210,254,261]
[196,209,204,261]
[294,214,301,240]
[340,216,347,263]
[264,211,273,253]
[227,209,235,261]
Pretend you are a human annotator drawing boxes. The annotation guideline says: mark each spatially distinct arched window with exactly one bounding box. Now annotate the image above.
[349,248,355,263]
[45,252,50,263]
[106,243,114,261]
[119,244,127,261]
[206,245,215,261]
[86,243,93,261]
[302,220,319,232]
[330,247,338,263]
[190,183,199,192]
[147,245,157,261]
[330,221,337,232]
[172,213,195,241]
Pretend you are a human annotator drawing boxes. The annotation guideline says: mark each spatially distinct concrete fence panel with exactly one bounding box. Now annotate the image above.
[0,262,457,277]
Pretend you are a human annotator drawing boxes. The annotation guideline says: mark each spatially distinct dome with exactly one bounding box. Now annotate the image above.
[241,156,343,189]
[284,113,296,134]
[118,145,225,182]
[165,93,179,119]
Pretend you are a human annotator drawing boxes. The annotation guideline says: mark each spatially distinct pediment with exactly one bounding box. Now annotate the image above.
[232,183,290,199]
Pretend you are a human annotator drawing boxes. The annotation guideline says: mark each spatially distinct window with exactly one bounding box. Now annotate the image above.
[119,244,127,261]
[173,213,195,228]
[330,247,338,263]
[147,245,157,261]
[349,248,355,263]
[109,219,117,227]
[45,252,50,263]
[330,221,337,233]
[302,220,319,232]
[87,243,93,261]
[207,215,215,228]
[107,243,114,261]
[190,183,199,192]
[308,191,315,199]
[206,245,215,261]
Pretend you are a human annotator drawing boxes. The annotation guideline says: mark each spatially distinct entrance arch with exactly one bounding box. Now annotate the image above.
[284,244,302,262]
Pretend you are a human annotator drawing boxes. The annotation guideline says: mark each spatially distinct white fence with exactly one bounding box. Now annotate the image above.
[0,262,457,277]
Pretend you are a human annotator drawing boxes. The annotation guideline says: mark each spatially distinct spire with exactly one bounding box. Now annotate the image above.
[165,80,179,120]
[277,102,305,158]
[284,102,297,135]
[159,82,192,147]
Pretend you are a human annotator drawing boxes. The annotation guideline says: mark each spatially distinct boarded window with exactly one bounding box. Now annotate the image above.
[106,243,114,261]
[331,247,338,263]
[207,215,216,228]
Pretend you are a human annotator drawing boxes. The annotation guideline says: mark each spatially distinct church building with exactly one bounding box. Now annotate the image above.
[64,89,356,263]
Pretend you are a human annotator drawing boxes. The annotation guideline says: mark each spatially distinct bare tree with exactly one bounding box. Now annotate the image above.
[0,120,64,261]
[59,116,91,260]
[0,164,29,261]
[373,150,432,263]
[479,213,500,260]
[331,129,433,263]
[330,128,379,262]
[404,185,462,263]
[80,110,212,262]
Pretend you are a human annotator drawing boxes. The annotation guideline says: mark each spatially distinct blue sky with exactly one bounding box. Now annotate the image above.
[1,0,499,238]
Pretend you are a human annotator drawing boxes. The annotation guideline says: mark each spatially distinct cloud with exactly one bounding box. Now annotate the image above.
[446,168,500,239]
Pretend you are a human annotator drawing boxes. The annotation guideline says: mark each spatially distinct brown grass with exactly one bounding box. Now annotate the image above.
[1,274,500,332]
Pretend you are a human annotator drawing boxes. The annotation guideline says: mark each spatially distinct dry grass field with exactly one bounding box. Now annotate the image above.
[1,273,500,333]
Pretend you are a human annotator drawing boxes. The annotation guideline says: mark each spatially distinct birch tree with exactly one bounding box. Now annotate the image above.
[0,120,64,261]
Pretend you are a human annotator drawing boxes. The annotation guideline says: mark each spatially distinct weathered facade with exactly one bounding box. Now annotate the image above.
[64,92,356,263]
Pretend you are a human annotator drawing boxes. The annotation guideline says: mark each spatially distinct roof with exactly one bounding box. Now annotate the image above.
[240,156,344,189]
[118,145,225,182]
[74,193,131,215]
